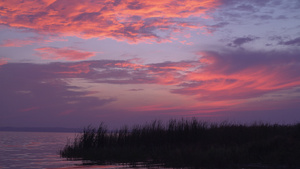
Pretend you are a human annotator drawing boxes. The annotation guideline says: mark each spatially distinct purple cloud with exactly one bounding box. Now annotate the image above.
[0,62,116,127]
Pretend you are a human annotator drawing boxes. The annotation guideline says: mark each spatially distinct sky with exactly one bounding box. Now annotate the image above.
[0,0,300,129]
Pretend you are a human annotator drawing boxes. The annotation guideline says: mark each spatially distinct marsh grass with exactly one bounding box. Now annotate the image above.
[60,119,300,168]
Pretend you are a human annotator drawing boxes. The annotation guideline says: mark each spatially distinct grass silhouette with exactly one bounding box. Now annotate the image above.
[60,118,300,168]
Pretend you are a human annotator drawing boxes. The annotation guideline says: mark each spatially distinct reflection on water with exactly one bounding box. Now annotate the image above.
[0,131,138,169]
[0,131,169,169]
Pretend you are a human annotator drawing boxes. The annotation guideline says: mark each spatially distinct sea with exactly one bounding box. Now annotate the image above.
[0,131,147,169]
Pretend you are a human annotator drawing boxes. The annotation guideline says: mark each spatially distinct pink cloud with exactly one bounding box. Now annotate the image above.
[0,36,67,47]
[59,109,74,116]
[0,58,9,66]
[55,62,91,74]
[0,0,221,43]
[0,39,36,47]
[179,40,194,45]
[20,106,39,112]
[35,47,95,61]
[172,50,300,104]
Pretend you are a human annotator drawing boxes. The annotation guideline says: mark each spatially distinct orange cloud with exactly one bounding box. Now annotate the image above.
[35,47,95,61]
[0,0,221,43]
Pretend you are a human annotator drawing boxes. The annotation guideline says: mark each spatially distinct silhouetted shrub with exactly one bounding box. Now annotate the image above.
[60,119,300,168]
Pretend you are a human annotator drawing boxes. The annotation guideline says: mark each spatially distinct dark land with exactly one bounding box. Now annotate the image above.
[60,119,300,168]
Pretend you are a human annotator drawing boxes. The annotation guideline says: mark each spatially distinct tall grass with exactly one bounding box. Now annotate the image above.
[60,119,300,168]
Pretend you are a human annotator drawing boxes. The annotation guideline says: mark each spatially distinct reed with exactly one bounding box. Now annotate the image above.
[60,118,300,168]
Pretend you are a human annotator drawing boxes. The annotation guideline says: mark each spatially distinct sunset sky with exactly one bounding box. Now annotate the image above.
[1,0,300,128]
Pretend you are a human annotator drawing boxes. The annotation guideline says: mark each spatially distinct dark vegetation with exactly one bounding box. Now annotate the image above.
[60,119,300,168]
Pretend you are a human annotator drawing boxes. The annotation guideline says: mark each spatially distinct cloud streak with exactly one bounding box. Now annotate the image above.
[35,47,95,61]
[0,36,67,47]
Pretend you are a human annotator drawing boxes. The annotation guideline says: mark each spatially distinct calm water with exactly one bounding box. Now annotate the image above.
[0,131,135,169]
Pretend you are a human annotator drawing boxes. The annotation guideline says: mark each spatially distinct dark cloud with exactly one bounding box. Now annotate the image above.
[279,37,300,46]
[206,22,229,33]
[127,1,144,10]
[201,49,300,75]
[276,15,288,19]
[254,14,273,20]
[234,4,257,12]
[73,12,102,22]
[227,36,259,47]
[220,0,272,7]
[128,89,144,91]
[213,0,298,34]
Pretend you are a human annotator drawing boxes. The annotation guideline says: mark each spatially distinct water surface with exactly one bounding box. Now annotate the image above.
[0,131,131,169]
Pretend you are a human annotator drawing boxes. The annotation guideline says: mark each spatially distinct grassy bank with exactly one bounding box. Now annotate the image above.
[60,119,300,168]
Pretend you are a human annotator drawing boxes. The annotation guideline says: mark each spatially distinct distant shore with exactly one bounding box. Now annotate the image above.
[60,119,300,168]
[0,127,81,133]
